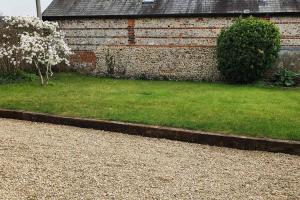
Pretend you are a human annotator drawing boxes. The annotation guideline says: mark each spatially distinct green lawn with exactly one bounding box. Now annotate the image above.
[0,73,299,141]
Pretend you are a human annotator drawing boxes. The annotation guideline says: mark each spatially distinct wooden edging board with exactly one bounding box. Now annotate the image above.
[0,109,299,156]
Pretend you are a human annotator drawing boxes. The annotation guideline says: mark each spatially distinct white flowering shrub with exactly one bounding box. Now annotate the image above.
[0,19,22,75]
[0,16,72,85]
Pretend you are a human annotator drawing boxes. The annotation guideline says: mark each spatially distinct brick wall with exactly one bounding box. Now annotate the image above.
[57,16,300,81]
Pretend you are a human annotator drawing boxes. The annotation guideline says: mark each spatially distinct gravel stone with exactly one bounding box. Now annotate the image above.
[0,118,299,200]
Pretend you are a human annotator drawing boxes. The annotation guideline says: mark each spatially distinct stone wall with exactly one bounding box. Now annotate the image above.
[277,49,300,72]
[57,16,300,81]
[96,46,219,81]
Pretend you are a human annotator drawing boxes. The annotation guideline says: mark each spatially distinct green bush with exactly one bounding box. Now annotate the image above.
[0,71,35,84]
[217,17,281,83]
[273,69,300,87]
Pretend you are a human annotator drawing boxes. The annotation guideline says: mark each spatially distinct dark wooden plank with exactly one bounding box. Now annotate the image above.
[0,109,299,156]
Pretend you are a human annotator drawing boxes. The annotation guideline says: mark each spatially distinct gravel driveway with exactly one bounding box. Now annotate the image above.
[0,118,299,200]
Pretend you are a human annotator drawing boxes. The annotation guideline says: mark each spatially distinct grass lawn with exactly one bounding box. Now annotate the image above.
[0,73,299,141]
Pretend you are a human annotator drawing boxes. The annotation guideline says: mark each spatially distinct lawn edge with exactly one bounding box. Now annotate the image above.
[0,109,299,156]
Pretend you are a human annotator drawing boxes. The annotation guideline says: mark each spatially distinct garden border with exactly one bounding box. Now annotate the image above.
[0,109,299,155]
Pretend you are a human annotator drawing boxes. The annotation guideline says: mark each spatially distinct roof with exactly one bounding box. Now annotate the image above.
[43,0,300,19]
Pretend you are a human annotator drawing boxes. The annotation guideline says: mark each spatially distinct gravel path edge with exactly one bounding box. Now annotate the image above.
[0,108,299,155]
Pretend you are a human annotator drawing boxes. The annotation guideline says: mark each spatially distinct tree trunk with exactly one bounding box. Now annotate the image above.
[45,64,50,84]
[34,61,44,85]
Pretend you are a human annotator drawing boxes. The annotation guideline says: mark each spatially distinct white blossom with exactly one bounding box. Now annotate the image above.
[1,16,72,85]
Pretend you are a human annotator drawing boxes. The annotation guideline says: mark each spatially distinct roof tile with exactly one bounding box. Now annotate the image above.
[43,0,300,18]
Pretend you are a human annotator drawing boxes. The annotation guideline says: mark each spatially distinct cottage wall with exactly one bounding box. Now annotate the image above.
[58,17,300,81]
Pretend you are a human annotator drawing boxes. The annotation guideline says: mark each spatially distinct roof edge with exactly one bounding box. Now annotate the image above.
[42,12,300,20]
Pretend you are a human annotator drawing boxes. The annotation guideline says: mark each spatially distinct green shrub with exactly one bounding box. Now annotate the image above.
[217,17,281,83]
[0,71,35,84]
[273,69,300,87]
